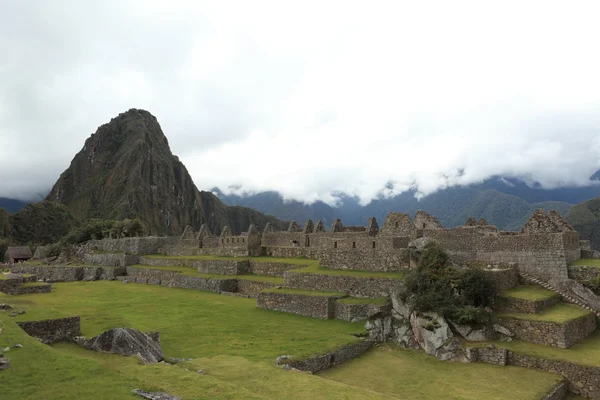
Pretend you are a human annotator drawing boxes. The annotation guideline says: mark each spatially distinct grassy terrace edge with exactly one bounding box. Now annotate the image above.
[569,258,600,267]
[494,303,592,323]
[499,285,559,301]
[128,264,285,284]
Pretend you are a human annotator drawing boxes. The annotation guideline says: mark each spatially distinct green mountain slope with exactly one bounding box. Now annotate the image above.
[45,109,285,235]
[567,197,600,249]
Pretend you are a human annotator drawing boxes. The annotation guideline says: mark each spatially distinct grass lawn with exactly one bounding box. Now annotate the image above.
[569,259,600,267]
[500,285,559,301]
[129,264,284,284]
[0,281,569,399]
[495,303,591,323]
[319,346,563,400]
[473,331,600,367]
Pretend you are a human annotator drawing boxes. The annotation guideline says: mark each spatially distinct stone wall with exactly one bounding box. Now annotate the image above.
[80,237,180,256]
[334,301,391,322]
[482,268,518,292]
[83,253,139,267]
[425,229,576,281]
[467,346,600,398]
[465,346,508,366]
[495,294,560,314]
[162,245,249,257]
[10,283,52,295]
[284,271,400,297]
[281,340,373,373]
[249,261,302,277]
[137,257,250,275]
[125,267,238,293]
[493,313,597,348]
[319,248,409,272]
[257,291,342,319]
[236,280,279,297]
[17,316,81,344]
[509,353,600,398]
[569,265,600,284]
[541,381,569,400]
[11,265,125,282]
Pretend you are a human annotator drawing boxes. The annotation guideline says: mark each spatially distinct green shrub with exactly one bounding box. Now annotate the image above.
[46,243,63,258]
[456,269,497,308]
[449,306,490,325]
[402,241,497,326]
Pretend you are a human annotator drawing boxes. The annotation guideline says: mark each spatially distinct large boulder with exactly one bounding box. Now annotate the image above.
[75,328,163,364]
[450,321,497,341]
[0,355,10,370]
[132,389,181,400]
[410,312,465,361]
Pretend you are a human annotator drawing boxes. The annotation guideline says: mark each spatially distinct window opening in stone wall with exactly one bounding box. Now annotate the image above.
[352,242,356,248]
[306,236,310,247]
[422,223,426,229]
[222,239,224,244]
[372,241,376,249]
[395,222,399,228]
[334,241,337,248]
[242,238,245,243]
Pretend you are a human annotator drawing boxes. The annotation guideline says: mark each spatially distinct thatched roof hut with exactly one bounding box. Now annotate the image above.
[5,246,33,263]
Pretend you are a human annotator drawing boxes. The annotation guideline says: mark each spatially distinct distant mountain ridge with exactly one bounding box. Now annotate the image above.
[214,173,600,230]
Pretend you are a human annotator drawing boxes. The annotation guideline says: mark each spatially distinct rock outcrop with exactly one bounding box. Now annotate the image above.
[45,108,285,236]
[0,355,10,370]
[75,327,163,364]
[132,389,181,400]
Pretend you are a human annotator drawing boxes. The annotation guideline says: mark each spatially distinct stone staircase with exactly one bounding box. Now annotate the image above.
[519,272,600,318]
[493,283,597,349]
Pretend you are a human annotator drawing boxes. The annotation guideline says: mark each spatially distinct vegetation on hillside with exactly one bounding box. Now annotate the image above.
[401,242,497,325]
[8,201,78,246]
[46,218,145,257]
[567,196,600,250]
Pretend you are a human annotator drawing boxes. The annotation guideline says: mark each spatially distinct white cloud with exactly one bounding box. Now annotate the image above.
[1,0,599,203]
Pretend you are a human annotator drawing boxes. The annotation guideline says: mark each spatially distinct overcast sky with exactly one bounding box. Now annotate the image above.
[1,1,600,204]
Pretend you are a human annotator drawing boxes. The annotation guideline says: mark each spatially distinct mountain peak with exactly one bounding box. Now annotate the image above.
[45,110,284,235]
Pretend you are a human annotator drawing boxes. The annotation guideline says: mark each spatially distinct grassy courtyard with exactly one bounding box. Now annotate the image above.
[0,281,571,399]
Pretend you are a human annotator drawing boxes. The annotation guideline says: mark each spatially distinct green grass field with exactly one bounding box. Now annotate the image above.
[569,258,600,267]
[495,303,591,323]
[500,285,559,301]
[128,264,284,284]
[0,281,571,399]
[474,331,600,367]
[320,346,563,400]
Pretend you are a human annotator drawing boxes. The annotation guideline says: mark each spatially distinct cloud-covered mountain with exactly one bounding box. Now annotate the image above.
[215,172,600,231]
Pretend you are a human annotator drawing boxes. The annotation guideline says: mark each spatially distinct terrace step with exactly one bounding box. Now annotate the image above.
[123,265,281,297]
[495,285,561,314]
[284,268,402,298]
[519,272,600,317]
[257,288,346,319]
[257,287,391,321]
[493,303,596,348]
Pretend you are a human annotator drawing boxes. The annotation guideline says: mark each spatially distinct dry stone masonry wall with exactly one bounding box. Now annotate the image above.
[17,316,81,344]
